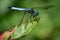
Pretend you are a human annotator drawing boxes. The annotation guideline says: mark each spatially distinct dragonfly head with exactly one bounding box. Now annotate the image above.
[34,12,39,16]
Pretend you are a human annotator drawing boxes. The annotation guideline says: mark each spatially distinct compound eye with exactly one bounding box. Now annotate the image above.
[34,12,39,16]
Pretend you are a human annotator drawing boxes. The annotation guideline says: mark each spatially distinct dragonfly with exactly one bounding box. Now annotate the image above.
[9,5,54,22]
[9,6,41,25]
[8,5,54,24]
[9,5,54,18]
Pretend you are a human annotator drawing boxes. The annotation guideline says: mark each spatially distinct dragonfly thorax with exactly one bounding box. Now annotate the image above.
[25,8,35,14]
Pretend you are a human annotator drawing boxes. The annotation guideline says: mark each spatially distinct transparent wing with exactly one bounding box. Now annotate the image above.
[32,5,54,9]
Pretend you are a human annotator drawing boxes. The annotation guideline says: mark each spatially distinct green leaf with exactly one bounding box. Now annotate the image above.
[11,21,37,39]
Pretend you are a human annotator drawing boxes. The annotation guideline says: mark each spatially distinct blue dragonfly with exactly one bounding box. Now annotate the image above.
[9,5,54,17]
[8,5,54,26]
[9,6,40,25]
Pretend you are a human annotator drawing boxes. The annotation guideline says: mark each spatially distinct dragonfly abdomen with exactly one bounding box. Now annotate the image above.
[9,7,32,11]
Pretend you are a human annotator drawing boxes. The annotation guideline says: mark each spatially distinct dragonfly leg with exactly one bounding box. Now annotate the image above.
[30,15,33,23]
[34,16,40,22]
[18,12,26,26]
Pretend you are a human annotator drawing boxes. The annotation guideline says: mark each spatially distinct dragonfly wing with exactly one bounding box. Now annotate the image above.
[32,5,54,9]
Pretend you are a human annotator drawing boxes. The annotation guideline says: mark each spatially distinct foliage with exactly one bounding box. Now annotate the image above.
[0,0,60,40]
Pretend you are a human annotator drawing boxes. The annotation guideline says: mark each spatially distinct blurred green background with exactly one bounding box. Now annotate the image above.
[0,0,60,40]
